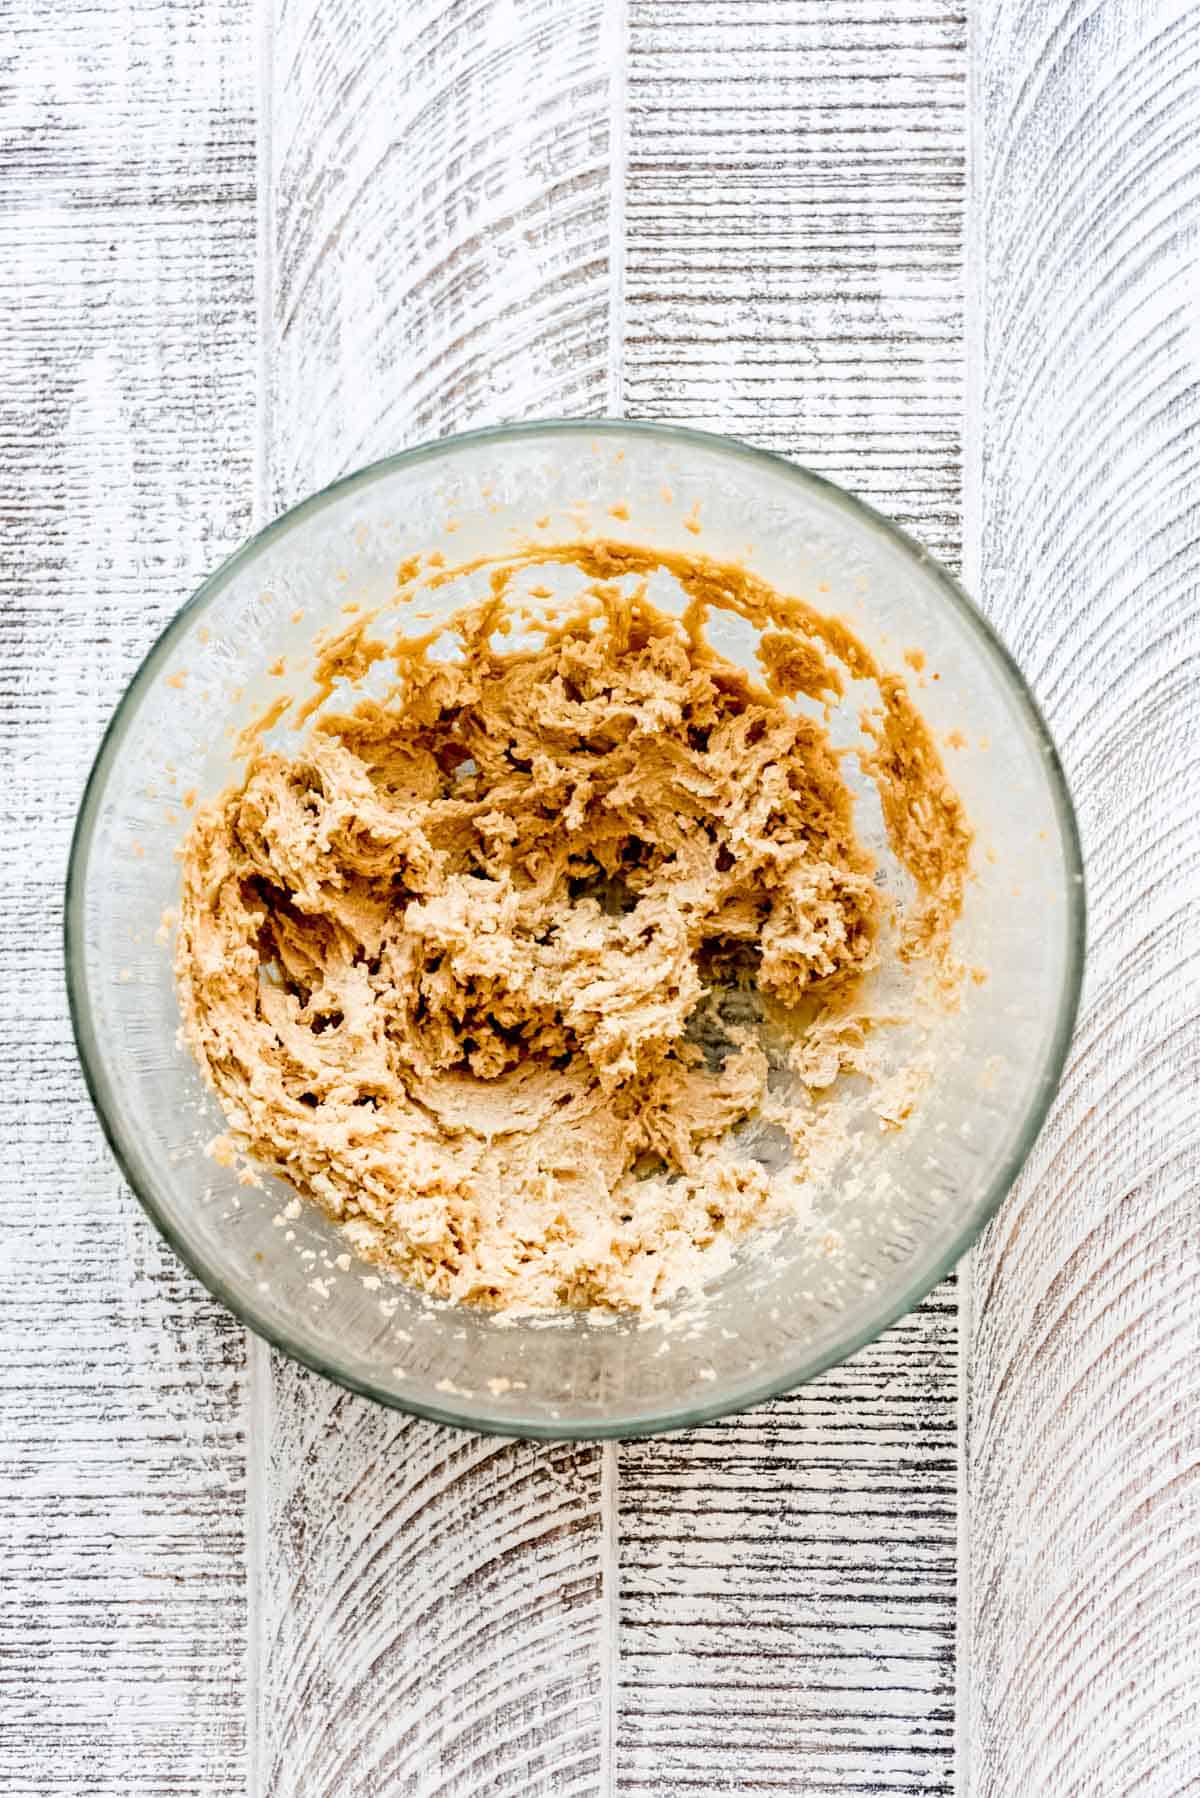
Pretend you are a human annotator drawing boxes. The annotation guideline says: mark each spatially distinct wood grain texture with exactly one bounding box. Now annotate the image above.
[267,0,617,507]
[618,1292,959,1797]
[256,2,618,1791]
[259,1396,608,1796]
[622,0,967,564]
[966,0,1200,1793]
[617,3,965,1791]
[0,0,257,1791]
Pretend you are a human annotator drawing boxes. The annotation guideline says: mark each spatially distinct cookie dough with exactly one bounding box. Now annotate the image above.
[176,540,970,1313]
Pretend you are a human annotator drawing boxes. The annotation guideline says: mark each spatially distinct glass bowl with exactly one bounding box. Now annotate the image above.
[65,420,1084,1438]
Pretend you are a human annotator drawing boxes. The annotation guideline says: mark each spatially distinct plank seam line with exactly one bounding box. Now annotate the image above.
[605,0,628,420]
[254,0,276,526]
[600,1439,620,1798]
[247,0,277,1785]
[957,0,985,1787]
[956,1271,973,1798]
[601,1,626,1775]
[246,1335,271,1798]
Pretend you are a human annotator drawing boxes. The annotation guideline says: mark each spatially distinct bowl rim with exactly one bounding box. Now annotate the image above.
[64,416,1087,1439]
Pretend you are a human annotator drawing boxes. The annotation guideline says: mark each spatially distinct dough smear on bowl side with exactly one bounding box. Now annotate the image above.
[176,540,971,1314]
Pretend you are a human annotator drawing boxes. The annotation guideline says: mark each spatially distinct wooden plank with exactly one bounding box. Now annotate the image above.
[965,1,1200,1793]
[618,1293,959,1796]
[0,0,257,1793]
[623,0,967,564]
[617,3,966,1790]
[265,0,618,511]
[255,2,618,1791]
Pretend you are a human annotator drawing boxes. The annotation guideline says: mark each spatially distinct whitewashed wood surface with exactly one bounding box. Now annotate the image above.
[1,0,1196,1793]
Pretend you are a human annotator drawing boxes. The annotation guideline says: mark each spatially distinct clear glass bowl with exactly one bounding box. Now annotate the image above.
[65,421,1084,1438]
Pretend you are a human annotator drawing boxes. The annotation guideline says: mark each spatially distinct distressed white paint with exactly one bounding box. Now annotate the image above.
[617,5,965,1790]
[618,1294,959,1795]
[2,0,1198,1792]
[965,1,1200,1792]
[255,2,616,1792]
[0,0,256,1790]
[623,0,967,566]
